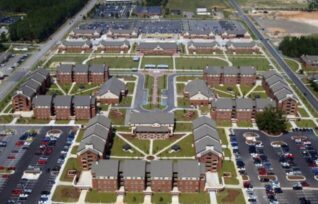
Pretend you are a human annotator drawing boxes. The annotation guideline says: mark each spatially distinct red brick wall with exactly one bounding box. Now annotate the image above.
[240,76,256,85]
[123,179,145,192]
[74,107,92,120]
[74,74,89,84]
[99,98,120,105]
[57,73,73,84]
[77,151,100,170]
[177,180,201,192]
[55,108,72,120]
[12,95,31,112]
[211,110,232,122]
[189,99,209,106]
[92,178,118,192]
[197,153,222,172]
[223,76,238,85]
[90,74,105,84]
[236,111,253,121]
[138,49,177,56]
[33,108,52,120]
[278,99,298,115]
[203,74,221,86]
[151,179,172,192]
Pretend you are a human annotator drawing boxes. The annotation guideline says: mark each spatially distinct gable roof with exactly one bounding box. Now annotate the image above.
[91,160,119,178]
[98,77,126,97]
[32,95,53,107]
[184,79,213,98]
[150,160,173,179]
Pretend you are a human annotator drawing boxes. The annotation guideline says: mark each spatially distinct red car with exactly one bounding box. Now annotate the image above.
[2,174,9,178]
[11,189,22,196]
[37,159,47,165]
[15,141,24,146]
[7,155,15,159]
[7,166,15,170]
[258,167,267,176]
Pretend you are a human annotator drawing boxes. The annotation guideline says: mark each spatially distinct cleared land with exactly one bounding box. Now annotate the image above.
[166,0,229,11]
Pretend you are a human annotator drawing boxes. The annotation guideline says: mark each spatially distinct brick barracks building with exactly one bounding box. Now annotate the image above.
[188,41,220,54]
[192,117,223,172]
[203,66,256,86]
[210,98,276,122]
[69,29,102,39]
[262,70,299,115]
[97,77,127,104]
[90,159,206,193]
[136,42,179,56]
[96,40,130,53]
[77,115,112,170]
[225,41,260,54]
[12,69,51,112]
[32,95,96,120]
[57,40,92,53]
[184,79,214,106]
[56,64,109,84]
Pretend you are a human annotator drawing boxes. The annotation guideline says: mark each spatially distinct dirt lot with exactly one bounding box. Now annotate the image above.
[239,0,307,8]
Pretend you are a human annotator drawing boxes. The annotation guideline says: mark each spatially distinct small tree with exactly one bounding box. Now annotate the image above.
[256,107,287,134]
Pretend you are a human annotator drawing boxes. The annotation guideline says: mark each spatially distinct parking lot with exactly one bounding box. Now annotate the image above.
[0,126,77,204]
[232,129,318,204]
[0,53,28,78]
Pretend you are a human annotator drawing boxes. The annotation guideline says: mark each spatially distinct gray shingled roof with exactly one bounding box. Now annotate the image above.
[192,116,216,130]
[255,98,276,110]
[122,160,146,178]
[204,66,223,75]
[266,75,284,86]
[129,112,174,125]
[61,40,92,47]
[239,66,256,75]
[188,41,218,48]
[17,86,36,98]
[212,98,234,110]
[84,124,109,141]
[274,88,294,101]
[150,160,173,179]
[89,64,108,73]
[33,95,53,107]
[195,136,222,155]
[98,77,126,97]
[235,98,254,110]
[100,40,130,47]
[86,115,111,129]
[31,73,46,85]
[270,82,289,93]
[263,70,279,79]
[193,126,219,141]
[91,160,119,178]
[223,67,239,75]
[300,55,318,65]
[135,126,170,133]
[57,64,73,73]
[73,64,89,73]
[184,79,213,98]
[176,160,202,178]
[73,96,93,107]
[34,69,49,78]
[53,95,72,107]
[22,80,41,91]
[137,42,178,50]
[226,41,256,48]
[77,135,105,155]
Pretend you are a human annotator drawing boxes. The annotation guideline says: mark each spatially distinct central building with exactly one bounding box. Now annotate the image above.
[128,112,174,139]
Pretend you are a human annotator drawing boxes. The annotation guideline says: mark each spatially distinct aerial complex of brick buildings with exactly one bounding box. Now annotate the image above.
[56,64,109,84]
[32,95,96,120]
[77,115,112,170]
[226,41,260,54]
[184,79,214,105]
[97,77,127,104]
[12,69,51,112]
[203,66,257,86]
[96,40,130,53]
[262,70,299,115]
[188,41,221,54]
[58,40,92,52]
[128,112,175,139]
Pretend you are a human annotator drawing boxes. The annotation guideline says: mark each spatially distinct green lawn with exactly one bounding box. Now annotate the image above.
[217,128,228,146]
[291,84,318,117]
[298,108,309,117]
[110,135,144,157]
[176,76,202,82]
[109,109,126,125]
[99,104,109,111]
[152,193,172,204]
[177,83,185,95]
[158,135,195,157]
[221,160,239,185]
[52,186,80,202]
[119,96,132,106]
[179,193,210,204]
[153,138,178,154]
[176,57,228,70]
[75,129,84,142]
[48,55,86,67]
[47,88,64,95]
[237,0,307,8]
[295,120,316,128]
[174,110,198,122]
[175,122,193,132]
[158,75,167,90]
[230,57,270,71]
[223,148,232,158]
[16,117,50,124]
[141,57,173,69]
[0,115,13,123]
[124,193,144,204]
[126,82,135,94]
[249,92,268,99]
[89,56,139,68]
[239,85,254,96]
[177,97,191,107]
[254,85,265,92]
[167,0,228,11]
[199,105,210,115]
[71,83,99,95]
[285,58,300,72]
[60,158,81,182]
[59,83,73,93]
[213,85,240,96]
[237,120,253,127]
[217,188,246,204]
[71,145,78,155]
[216,120,232,127]
[85,190,117,203]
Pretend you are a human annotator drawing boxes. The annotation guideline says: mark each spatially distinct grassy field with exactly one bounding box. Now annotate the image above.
[153,138,178,154]
[152,193,172,204]
[217,128,228,146]
[298,108,309,117]
[0,115,13,123]
[176,76,202,82]
[71,83,99,95]
[217,188,246,204]
[174,110,198,121]
[175,122,193,132]
[126,82,135,94]
[16,117,50,124]
[177,83,185,95]
[237,0,307,8]
[295,120,316,128]
[222,160,239,185]
[124,193,144,204]
[177,97,191,107]
[237,120,253,127]
[166,0,229,11]
[141,57,173,69]
[110,135,143,157]
[60,158,81,182]
[85,191,117,203]
[176,57,228,69]
[230,57,270,71]
[47,55,86,67]
[179,193,210,204]
[52,186,80,202]
[109,109,126,125]
[89,56,139,68]
[158,134,195,157]
[285,58,301,72]
[125,136,150,154]
[75,129,84,142]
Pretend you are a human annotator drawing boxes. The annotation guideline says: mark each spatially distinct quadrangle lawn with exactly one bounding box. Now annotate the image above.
[176,57,228,69]
[229,57,271,71]
[141,57,173,69]
[88,57,139,68]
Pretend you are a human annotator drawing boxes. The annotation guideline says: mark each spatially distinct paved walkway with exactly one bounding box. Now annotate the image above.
[77,190,88,204]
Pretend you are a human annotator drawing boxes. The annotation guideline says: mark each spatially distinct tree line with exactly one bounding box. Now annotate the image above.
[0,0,87,42]
[279,35,318,58]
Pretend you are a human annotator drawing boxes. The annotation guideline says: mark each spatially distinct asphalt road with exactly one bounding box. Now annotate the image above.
[0,0,97,100]
[228,0,318,112]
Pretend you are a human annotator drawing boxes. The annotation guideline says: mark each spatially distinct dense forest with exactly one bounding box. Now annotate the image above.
[144,0,168,6]
[279,35,318,58]
[0,0,87,42]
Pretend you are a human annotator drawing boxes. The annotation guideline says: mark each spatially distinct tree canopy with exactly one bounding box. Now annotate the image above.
[0,0,87,42]
[256,107,287,135]
[144,0,168,6]
[279,35,318,58]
